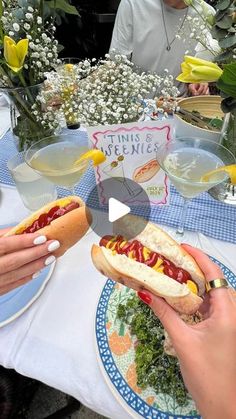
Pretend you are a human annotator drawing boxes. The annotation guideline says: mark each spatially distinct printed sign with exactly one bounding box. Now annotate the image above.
[87,120,174,206]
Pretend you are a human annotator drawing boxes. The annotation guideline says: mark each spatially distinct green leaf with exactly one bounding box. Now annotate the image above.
[219,34,236,48]
[222,62,236,83]
[215,49,234,63]
[211,26,228,40]
[57,43,64,53]
[216,15,233,29]
[46,0,79,15]
[221,96,236,113]
[215,8,229,20]
[0,0,3,17]
[216,0,231,10]
[217,63,236,97]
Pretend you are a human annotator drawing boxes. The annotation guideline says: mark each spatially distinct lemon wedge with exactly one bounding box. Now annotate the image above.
[201,164,236,185]
[74,149,106,167]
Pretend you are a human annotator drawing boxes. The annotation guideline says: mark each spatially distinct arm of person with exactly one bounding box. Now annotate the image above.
[0,228,60,295]
[138,245,236,419]
[109,0,133,58]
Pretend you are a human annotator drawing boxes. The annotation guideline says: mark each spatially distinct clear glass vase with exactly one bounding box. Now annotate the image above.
[0,83,57,151]
[208,111,236,205]
[222,110,236,158]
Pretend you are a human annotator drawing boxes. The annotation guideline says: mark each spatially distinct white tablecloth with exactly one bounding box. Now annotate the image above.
[0,185,235,419]
[0,101,10,139]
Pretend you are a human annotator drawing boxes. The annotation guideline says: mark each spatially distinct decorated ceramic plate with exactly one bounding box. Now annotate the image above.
[96,257,236,419]
[0,264,55,328]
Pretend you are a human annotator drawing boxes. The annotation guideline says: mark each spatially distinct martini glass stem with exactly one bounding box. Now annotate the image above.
[177,197,190,236]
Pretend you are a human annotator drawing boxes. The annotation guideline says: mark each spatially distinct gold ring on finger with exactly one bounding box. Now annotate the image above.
[206,278,229,293]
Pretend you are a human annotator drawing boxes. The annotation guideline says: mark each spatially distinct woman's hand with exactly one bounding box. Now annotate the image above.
[188,83,209,96]
[138,245,236,419]
[0,228,60,295]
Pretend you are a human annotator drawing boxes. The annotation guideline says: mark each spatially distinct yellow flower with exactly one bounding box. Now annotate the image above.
[176,56,223,83]
[4,36,29,73]
[64,64,74,72]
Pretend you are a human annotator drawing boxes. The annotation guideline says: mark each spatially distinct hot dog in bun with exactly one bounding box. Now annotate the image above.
[91,216,205,314]
[5,196,91,256]
[132,159,160,183]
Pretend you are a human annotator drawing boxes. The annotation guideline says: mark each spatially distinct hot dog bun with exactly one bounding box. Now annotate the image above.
[5,196,91,257]
[132,159,160,183]
[91,216,205,314]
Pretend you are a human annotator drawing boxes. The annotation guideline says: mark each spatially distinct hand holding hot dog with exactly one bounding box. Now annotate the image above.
[1,196,91,295]
[138,245,236,419]
[5,196,91,256]
[91,217,205,314]
[0,229,60,295]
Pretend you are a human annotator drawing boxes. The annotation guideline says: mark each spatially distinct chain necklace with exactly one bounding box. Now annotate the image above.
[160,1,188,51]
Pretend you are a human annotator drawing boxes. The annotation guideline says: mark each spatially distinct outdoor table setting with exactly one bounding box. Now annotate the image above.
[1,1,236,417]
[0,122,236,418]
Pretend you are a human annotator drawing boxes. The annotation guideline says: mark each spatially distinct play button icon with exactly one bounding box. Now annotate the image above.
[86,177,151,239]
[108,198,130,222]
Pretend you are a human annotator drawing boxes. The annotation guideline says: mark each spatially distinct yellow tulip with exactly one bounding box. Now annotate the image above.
[4,35,29,73]
[176,55,223,83]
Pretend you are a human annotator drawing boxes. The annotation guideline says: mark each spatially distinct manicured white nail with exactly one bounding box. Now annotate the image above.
[44,255,56,266]
[34,235,47,245]
[48,240,60,252]
[32,271,41,279]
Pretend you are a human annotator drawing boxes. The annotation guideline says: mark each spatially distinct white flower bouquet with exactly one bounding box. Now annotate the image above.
[41,53,179,128]
[0,0,78,150]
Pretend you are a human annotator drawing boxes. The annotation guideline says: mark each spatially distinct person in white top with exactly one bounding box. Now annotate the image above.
[110,0,212,96]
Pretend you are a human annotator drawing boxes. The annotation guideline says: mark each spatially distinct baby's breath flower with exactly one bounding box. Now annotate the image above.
[25,13,33,20]
[13,22,19,31]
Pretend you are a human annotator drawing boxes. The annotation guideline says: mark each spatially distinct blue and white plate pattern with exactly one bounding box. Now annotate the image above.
[96,257,236,419]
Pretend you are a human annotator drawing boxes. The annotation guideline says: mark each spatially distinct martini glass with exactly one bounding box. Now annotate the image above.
[156,137,235,240]
[25,133,96,232]
[25,133,90,194]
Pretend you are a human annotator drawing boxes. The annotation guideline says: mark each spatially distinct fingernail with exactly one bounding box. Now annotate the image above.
[34,235,47,245]
[138,291,152,305]
[47,240,60,252]
[32,270,41,279]
[45,255,56,266]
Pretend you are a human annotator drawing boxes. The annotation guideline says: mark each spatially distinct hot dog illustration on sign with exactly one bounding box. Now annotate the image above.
[132,158,160,183]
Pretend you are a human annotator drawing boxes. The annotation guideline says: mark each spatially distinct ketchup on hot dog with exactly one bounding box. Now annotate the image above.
[100,235,195,287]
[22,202,80,234]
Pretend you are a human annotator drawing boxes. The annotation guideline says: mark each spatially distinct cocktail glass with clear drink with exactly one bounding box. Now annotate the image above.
[25,133,90,195]
[24,133,100,233]
[157,137,235,239]
[7,152,57,211]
